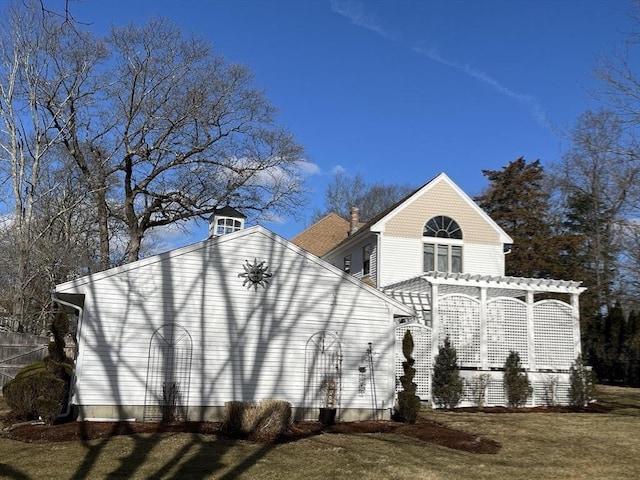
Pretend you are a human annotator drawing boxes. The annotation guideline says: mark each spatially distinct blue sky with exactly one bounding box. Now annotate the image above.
[71,0,636,245]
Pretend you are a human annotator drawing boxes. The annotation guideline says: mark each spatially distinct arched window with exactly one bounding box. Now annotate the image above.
[423,215,463,239]
[423,216,463,273]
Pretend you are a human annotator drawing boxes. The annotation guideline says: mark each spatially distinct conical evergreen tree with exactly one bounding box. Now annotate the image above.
[475,158,564,279]
[432,337,464,409]
[503,351,532,407]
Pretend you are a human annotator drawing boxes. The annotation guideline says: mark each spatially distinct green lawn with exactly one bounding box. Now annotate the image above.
[1,385,639,479]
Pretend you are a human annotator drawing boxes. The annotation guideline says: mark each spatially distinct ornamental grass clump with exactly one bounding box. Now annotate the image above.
[221,399,292,440]
[467,373,492,409]
[503,350,532,408]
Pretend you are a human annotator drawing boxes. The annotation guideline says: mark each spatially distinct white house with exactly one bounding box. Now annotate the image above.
[293,173,586,407]
[54,223,415,422]
[56,172,586,418]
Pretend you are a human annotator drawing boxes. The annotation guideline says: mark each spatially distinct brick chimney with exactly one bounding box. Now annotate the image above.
[349,207,360,235]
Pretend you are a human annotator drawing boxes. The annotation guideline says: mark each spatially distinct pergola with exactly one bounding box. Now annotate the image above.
[384,272,587,406]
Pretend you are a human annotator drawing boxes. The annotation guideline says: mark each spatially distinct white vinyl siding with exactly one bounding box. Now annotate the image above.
[58,228,408,415]
[462,243,505,276]
[324,235,378,284]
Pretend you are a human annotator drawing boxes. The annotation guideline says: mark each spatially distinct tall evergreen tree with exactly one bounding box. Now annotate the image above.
[625,310,640,386]
[562,190,618,318]
[475,158,565,279]
[601,301,626,383]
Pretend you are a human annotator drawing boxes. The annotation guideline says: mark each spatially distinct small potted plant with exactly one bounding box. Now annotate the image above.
[319,377,338,425]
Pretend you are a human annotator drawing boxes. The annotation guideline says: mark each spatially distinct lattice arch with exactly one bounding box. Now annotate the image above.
[143,323,193,422]
[395,322,432,400]
[534,300,576,370]
[486,297,529,368]
[438,294,480,366]
[304,331,343,418]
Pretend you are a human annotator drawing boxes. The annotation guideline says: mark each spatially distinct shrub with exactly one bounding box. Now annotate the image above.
[3,366,68,422]
[503,350,532,407]
[396,330,421,423]
[568,355,597,407]
[161,382,181,423]
[35,376,68,424]
[2,310,72,424]
[432,337,464,409]
[467,373,492,408]
[221,399,292,440]
[542,375,559,407]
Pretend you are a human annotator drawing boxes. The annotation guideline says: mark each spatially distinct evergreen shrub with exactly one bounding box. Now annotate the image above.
[432,337,464,409]
[568,355,597,407]
[2,310,72,423]
[503,350,532,407]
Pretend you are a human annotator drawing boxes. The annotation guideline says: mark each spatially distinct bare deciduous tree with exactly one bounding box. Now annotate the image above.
[0,1,309,329]
[555,109,640,314]
[314,170,414,223]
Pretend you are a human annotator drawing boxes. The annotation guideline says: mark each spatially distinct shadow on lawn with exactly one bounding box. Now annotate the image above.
[69,422,277,479]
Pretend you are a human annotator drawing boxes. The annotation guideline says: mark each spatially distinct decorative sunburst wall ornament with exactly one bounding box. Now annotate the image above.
[239,258,273,290]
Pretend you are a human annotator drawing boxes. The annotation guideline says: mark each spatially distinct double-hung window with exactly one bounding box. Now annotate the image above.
[343,255,351,274]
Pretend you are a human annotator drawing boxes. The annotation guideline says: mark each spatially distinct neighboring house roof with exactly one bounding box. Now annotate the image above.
[290,213,351,257]
[321,172,514,257]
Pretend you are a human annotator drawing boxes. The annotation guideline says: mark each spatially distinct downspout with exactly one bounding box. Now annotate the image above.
[51,293,84,419]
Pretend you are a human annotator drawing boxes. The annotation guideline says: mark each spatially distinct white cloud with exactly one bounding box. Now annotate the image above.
[330,0,398,41]
[330,1,548,128]
[332,164,346,175]
[296,160,321,176]
[413,44,548,127]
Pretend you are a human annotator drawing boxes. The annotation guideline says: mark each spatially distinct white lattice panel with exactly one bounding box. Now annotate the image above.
[533,301,575,370]
[554,382,571,405]
[438,295,481,366]
[395,323,432,400]
[486,377,506,406]
[486,297,529,368]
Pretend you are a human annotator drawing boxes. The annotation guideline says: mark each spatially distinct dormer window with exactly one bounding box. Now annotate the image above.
[208,206,246,238]
[423,216,463,273]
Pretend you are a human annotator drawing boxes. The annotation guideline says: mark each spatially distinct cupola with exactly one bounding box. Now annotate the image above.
[208,206,246,238]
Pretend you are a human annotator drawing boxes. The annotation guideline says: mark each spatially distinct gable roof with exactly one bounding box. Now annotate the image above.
[321,172,514,257]
[290,212,350,257]
[55,225,416,317]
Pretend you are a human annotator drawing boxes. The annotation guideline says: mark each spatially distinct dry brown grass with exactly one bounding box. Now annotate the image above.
[1,386,640,479]
[221,399,292,440]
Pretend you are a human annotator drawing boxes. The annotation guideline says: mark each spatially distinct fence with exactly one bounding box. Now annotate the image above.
[0,331,49,392]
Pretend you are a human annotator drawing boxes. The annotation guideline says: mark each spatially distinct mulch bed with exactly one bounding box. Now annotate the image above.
[0,403,611,454]
[1,417,500,454]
